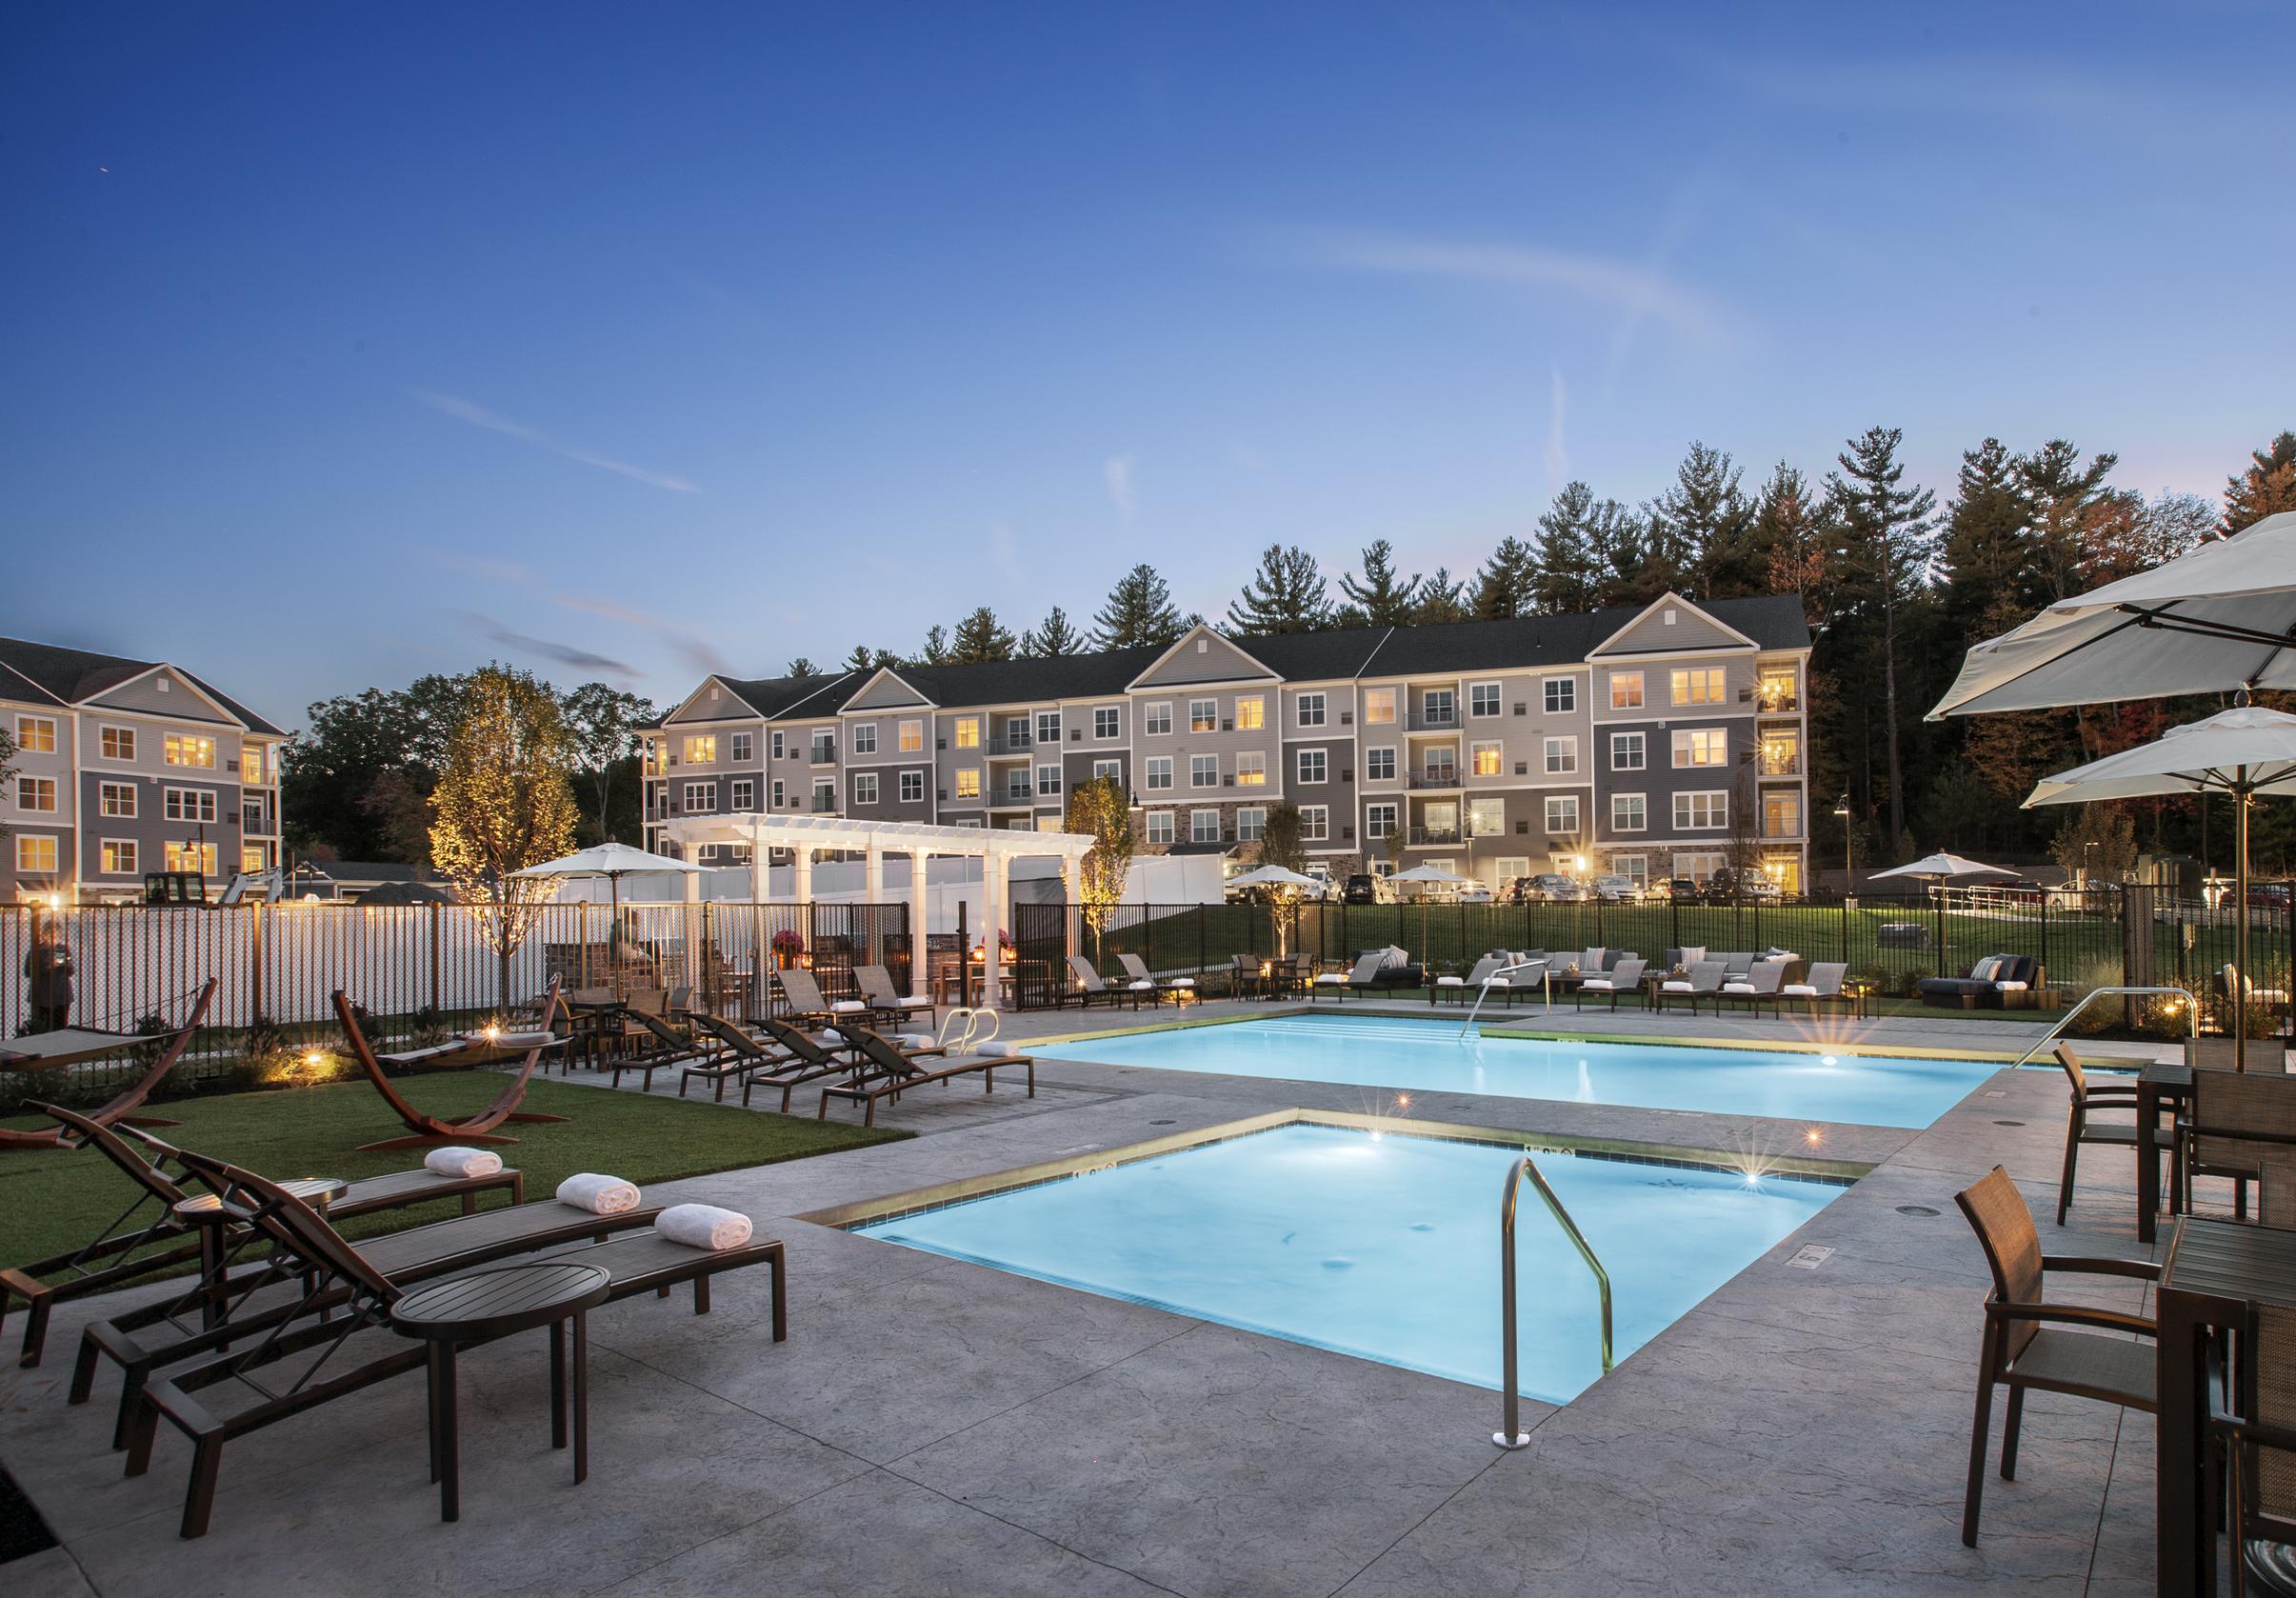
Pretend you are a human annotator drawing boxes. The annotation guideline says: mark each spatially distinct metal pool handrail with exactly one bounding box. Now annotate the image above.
[1459,959,1547,1039]
[2007,986,2195,1069]
[1495,1153,1612,1448]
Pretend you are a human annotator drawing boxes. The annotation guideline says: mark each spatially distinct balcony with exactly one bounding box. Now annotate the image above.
[1752,683,1801,712]
[1408,826,1462,846]
[1407,709,1459,732]
[1408,769,1461,789]
[809,796,837,813]
[987,733,1034,756]
[809,744,838,767]
[1759,753,1801,777]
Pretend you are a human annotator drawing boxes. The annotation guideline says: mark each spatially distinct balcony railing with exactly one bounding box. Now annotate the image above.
[1408,826,1462,846]
[809,796,837,813]
[987,734,1034,755]
[809,744,837,766]
[1407,709,1459,731]
[1408,770,1461,789]
[1759,755,1801,777]
[1752,687,1801,712]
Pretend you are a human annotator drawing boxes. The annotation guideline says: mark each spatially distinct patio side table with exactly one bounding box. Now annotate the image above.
[392,1260,612,1523]
[171,1176,348,1329]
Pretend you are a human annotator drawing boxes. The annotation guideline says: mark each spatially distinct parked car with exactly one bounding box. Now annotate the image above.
[1341,873,1381,905]
[1655,876,1701,902]
[1525,873,1585,903]
[1590,874,1642,903]
[1455,878,1493,904]
[1701,868,1781,904]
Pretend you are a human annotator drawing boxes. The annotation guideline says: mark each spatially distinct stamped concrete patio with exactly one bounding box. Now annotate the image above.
[3,998,2185,1597]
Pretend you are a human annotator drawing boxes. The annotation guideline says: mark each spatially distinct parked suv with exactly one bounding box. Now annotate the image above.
[1341,874,1381,905]
[1590,873,1641,903]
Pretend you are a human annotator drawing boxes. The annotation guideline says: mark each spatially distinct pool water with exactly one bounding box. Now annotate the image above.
[1046,1015,1997,1129]
[857,1123,1843,1404]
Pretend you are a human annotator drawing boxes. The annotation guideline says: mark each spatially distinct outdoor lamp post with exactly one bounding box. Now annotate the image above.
[1832,795,1852,900]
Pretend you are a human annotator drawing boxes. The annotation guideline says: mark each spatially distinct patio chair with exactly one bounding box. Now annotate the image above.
[1432,954,1507,1005]
[1918,954,2038,1009]
[678,1013,794,1102]
[3,1103,520,1370]
[855,964,935,1029]
[775,967,866,1029]
[117,1158,781,1539]
[1068,954,1148,1010]
[330,981,572,1150]
[2048,1043,2177,1226]
[1312,951,1388,1002]
[1118,951,1196,1005]
[2217,964,2292,1032]
[1952,1164,2159,1547]
[1717,961,1787,1015]
[739,1015,878,1111]
[2183,1065,2296,1221]
[615,1009,719,1092]
[1273,950,1317,998]
[816,1025,1035,1128]
[614,987,670,1055]
[0,978,218,1150]
[1653,961,1727,1014]
[1574,957,1647,1009]
[1782,961,1850,1015]
[2210,1299,2296,1598]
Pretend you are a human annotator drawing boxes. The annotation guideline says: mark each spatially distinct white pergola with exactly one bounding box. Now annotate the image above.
[660,813,1094,956]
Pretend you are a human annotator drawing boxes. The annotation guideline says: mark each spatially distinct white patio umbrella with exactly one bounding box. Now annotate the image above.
[1867,852,2019,886]
[1389,864,1468,884]
[513,843,704,948]
[2025,705,2296,1067]
[1227,864,1323,889]
[1928,510,2296,718]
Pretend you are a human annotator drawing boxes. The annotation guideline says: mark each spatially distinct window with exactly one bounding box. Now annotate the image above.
[1471,741,1504,778]
[1188,699,1217,732]
[683,781,714,813]
[1363,688,1396,725]
[898,719,924,753]
[812,778,837,811]
[1673,851,1727,884]
[16,716,55,753]
[729,778,756,810]
[1543,736,1577,775]
[730,731,754,762]
[1609,671,1645,710]
[164,787,217,823]
[100,781,136,817]
[1007,716,1029,748]
[771,730,786,760]
[809,731,836,765]
[102,839,138,875]
[955,769,981,799]
[1764,792,1803,838]
[1610,731,1647,771]
[1234,695,1265,730]
[1423,747,1457,784]
[1036,711,1060,746]
[1036,816,1063,832]
[1546,795,1581,834]
[1612,854,1648,888]
[1092,757,1122,782]
[1191,809,1222,844]
[1190,754,1218,789]
[1467,797,1505,836]
[771,778,788,808]
[1671,668,1727,707]
[684,735,715,765]
[163,841,217,875]
[1235,751,1266,787]
[954,717,981,749]
[1543,678,1577,714]
[1494,856,1530,884]
[1674,790,1728,829]
[17,835,58,873]
[847,724,872,756]
[1146,810,1175,846]
[1366,748,1395,782]
[1094,707,1121,739]
[1037,764,1061,795]
[15,777,56,812]
[852,771,879,805]
[900,770,925,804]
[242,745,263,784]
[1296,749,1328,785]
[1611,793,1647,831]
[1296,692,1326,728]
[1470,682,1502,718]
[1146,756,1173,791]
[1671,729,1727,768]
[101,726,135,761]
[165,734,215,769]
[1300,805,1328,842]
[1421,689,1455,726]
[1365,803,1398,839]
[1144,703,1172,736]
[1237,807,1267,842]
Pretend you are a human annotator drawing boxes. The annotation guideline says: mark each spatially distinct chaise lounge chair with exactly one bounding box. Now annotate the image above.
[1067,954,1148,1009]
[1573,957,1647,1010]
[1718,962,1787,1015]
[1654,960,1727,1014]
[855,964,935,1030]
[331,979,571,1150]
[774,967,867,1030]
[1117,952,1196,1005]
[1781,961,1850,1015]
[1432,954,1507,1005]
[1312,951,1388,1002]
[676,1014,791,1101]
[816,1025,1035,1128]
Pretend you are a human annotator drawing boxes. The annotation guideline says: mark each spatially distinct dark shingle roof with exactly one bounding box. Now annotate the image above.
[888,646,1165,709]
[0,636,287,735]
[712,671,856,718]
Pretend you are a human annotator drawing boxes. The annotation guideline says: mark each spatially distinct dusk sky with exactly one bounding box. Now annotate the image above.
[6,3,2289,726]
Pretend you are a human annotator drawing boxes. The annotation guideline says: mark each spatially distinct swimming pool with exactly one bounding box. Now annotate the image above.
[856,1122,1843,1403]
[1041,1015,1999,1128]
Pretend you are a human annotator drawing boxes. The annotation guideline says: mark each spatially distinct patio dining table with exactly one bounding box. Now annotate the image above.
[2136,1060,2193,1245]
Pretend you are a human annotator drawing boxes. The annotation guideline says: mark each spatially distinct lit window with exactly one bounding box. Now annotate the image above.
[1362,689,1396,725]
[1234,695,1265,730]
[954,717,981,749]
[239,844,266,873]
[955,769,981,799]
[1471,742,1504,777]
[1467,798,1505,836]
[1670,668,1727,707]
[102,839,139,874]
[16,716,56,753]
[898,719,923,752]
[1671,729,1727,768]
[243,745,264,784]
[101,726,136,761]
[684,735,716,765]
[1609,671,1645,710]
[1189,699,1217,733]
[1235,751,1266,787]
[163,841,218,875]
[165,734,215,769]
[18,835,59,872]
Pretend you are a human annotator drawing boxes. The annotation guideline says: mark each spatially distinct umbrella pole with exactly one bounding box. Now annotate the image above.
[2236,779,2250,1071]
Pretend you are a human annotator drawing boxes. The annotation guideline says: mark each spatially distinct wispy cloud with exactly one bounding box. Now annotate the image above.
[1271,228,1735,350]
[419,392,701,493]
[1543,367,1568,489]
[430,551,729,677]
[450,609,637,677]
[1104,455,1138,518]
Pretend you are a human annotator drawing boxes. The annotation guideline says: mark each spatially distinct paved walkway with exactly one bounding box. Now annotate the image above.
[2,999,2193,1596]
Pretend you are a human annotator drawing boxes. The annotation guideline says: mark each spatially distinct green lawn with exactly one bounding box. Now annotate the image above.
[1,1073,906,1276]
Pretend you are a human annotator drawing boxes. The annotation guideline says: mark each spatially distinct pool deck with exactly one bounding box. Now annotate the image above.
[2,998,2199,1597]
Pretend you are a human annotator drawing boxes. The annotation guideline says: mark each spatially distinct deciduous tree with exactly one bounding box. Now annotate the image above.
[2225,430,2296,533]
[559,683,655,844]
[1064,775,1134,945]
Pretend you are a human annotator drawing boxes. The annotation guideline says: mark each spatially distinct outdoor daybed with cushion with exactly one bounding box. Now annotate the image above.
[1918,954,2039,1009]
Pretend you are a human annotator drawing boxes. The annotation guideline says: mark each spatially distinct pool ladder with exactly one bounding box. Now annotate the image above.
[1495,1154,1613,1448]
[1458,960,1549,1040]
[2006,986,2195,1069]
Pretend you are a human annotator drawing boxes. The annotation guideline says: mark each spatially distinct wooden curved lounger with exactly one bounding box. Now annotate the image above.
[331,978,570,1151]
[0,979,218,1152]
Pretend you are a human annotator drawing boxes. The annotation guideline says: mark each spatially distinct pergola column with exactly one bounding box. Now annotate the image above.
[792,848,813,906]
[908,849,931,993]
[1059,852,1081,962]
[863,848,885,964]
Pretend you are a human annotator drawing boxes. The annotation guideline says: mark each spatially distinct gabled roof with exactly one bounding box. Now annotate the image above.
[853,647,1165,711]
[714,670,855,718]
[1587,591,1760,656]
[1124,623,1282,690]
[0,636,286,735]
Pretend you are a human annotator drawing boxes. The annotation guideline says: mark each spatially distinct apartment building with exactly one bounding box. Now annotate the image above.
[642,591,1812,892]
[0,637,287,902]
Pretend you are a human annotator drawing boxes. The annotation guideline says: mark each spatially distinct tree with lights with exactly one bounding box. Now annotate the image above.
[1063,774,1133,951]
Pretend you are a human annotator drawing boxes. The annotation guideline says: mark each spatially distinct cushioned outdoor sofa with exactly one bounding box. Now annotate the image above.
[1917,954,2039,1009]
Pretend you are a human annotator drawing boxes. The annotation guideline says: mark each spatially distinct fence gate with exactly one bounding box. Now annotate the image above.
[1013,902,1068,1010]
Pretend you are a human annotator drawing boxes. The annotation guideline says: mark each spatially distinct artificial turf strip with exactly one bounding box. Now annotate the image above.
[0,1074,908,1277]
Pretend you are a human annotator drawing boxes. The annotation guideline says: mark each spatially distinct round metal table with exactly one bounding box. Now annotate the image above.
[391,1260,612,1522]
[171,1176,347,1330]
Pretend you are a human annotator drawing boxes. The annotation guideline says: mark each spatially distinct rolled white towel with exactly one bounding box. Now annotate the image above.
[1661,980,1693,993]
[904,994,931,1007]
[893,1033,935,1049]
[1128,979,1155,990]
[821,1029,846,1045]
[1722,982,1756,995]
[1993,980,2028,992]
[1581,979,1615,991]
[1314,973,1345,985]
[1782,984,1818,997]
[556,1173,641,1215]
[425,1146,504,1179]
[974,1040,1026,1058]
[464,1028,557,1049]
[1434,975,1465,987]
[830,999,867,1013]
[655,1204,752,1251]
[1167,976,1195,988]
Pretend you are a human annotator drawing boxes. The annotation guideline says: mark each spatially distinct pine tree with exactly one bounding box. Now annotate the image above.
[1413,568,1468,623]
[1647,442,1753,599]
[1336,539,1422,626]
[1469,536,1540,620]
[1585,500,1646,608]
[915,625,950,667]
[1935,439,2031,643]
[2017,439,2117,604]
[1827,426,1937,847]
[1091,564,1188,649]
[1753,463,1829,629]
[1531,483,1599,613]
[785,656,820,677]
[843,644,899,674]
[2226,430,2296,533]
[948,607,1018,664]
[1021,605,1086,656]
[1226,545,1330,635]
